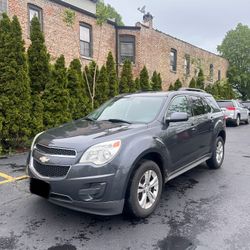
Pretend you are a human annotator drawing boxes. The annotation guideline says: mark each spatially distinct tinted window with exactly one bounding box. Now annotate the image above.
[191,96,206,116]
[88,96,165,123]
[205,96,221,113]
[166,96,191,116]
[217,101,234,108]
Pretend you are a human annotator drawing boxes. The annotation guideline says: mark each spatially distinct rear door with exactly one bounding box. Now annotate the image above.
[189,95,213,158]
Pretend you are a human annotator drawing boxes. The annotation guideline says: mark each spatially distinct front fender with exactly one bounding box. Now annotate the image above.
[111,135,171,200]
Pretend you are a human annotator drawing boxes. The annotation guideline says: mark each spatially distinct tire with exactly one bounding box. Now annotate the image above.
[245,116,249,125]
[234,115,240,127]
[206,136,225,169]
[125,160,163,218]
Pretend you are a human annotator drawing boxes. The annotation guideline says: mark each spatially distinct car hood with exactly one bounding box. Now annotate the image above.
[36,119,147,152]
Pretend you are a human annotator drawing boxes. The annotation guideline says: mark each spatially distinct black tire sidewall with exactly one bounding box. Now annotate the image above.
[208,136,225,169]
[127,160,163,218]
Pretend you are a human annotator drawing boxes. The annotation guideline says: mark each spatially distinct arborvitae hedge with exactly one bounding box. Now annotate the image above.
[95,65,109,107]
[189,78,196,88]
[0,14,31,149]
[173,79,182,90]
[119,59,133,93]
[196,69,205,89]
[43,55,71,128]
[151,71,162,91]
[28,16,50,94]
[135,77,140,91]
[168,84,174,91]
[140,66,151,91]
[106,52,118,98]
[68,59,89,120]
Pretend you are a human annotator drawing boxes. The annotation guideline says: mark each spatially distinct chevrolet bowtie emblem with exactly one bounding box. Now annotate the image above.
[39,156,50,163]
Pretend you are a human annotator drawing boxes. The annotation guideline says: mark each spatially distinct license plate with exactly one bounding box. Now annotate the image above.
[30,178,50,199]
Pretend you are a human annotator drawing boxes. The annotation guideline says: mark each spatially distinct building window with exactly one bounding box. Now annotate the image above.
[0,0,8,16]
[184,54,190,75]
[218,70,221,81]
[210,64,214,81]
[119,35,135,63]
[80,23,92,58]
[28,4,43,31]
[170,48,177,72]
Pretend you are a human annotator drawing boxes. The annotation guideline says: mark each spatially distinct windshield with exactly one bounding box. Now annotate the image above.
[87,96,165,123]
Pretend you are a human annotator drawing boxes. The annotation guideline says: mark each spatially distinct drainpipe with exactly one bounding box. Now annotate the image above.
[115,24,119,75]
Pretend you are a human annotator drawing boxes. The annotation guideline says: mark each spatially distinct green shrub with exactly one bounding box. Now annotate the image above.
[140,66,151,91]
[106,52,118,98]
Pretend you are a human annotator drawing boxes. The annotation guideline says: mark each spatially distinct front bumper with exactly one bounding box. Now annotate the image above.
[28,154,125,216]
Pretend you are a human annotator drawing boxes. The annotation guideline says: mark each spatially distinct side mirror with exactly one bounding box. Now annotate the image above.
[165,112,189,123]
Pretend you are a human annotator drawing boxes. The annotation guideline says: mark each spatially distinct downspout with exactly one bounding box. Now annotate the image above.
[115,24,119,75]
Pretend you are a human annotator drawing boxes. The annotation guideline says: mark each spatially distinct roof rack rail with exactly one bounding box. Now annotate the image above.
[178,87,206,93]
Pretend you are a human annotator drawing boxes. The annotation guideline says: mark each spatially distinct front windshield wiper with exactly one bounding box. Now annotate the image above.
[104,119,132,124]
[84,117,96,122]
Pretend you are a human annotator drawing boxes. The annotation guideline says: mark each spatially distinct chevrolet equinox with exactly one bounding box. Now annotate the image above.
[28,90,226,218]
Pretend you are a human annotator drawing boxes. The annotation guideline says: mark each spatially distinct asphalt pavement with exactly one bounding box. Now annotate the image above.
[1,125,250,250]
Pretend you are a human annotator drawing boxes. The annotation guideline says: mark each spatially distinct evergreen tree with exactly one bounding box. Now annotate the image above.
[28,16,50,94]
[173,79,182,90]
[68,59,90,119]
[140,66,151,91]
[84,61,99,110]
[28,16,50,134]
[95,66,109,108]
[106,52,118,98]
[151,71,162,91]
[0,14,31,149]
[189,78,196,88]
[135,77,141,91]
[119,59,133,93]
[43,55,71,128]
[168,84,174,91]
[196,69,205,89]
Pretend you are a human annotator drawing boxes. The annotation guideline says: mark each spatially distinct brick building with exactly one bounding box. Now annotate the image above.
[1,0,229,90]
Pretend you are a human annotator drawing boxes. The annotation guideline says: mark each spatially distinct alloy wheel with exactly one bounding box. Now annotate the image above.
[137,170,159,210]
[216,140,224,164]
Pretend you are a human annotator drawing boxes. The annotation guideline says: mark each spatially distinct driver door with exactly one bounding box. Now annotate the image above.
[162,95,197,172]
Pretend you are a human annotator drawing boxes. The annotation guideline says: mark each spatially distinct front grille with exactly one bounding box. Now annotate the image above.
[35,144,76,156]
[33,160,70,178]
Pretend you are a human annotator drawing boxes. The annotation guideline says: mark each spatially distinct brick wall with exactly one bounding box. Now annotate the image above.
[8,0,115,66]
[8,0,229,91]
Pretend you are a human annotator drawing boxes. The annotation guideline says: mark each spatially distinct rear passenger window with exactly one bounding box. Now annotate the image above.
[190,96,206,116]
[206,97,221,113]
[166,96,192,116]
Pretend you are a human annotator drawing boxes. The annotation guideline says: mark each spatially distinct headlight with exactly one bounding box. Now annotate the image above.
[79,140,121,165]
[31,132,44,150]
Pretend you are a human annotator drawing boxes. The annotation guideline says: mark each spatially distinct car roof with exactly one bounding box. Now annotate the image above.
[120,90,212,98]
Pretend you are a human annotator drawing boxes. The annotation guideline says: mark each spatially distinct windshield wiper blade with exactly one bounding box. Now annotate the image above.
[84,117,95,122]
[105,119,132,124]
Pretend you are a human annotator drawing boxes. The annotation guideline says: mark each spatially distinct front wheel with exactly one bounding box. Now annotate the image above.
[206,136,225,169]
[126,160,163,218]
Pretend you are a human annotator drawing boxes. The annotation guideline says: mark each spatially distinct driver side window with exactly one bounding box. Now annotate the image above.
[166,96,192,117]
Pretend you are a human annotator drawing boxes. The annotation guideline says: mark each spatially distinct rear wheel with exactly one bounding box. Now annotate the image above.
[126,160,162,218]
[234,115,240,126]
[206,136,225,169]
[245,116,249,125]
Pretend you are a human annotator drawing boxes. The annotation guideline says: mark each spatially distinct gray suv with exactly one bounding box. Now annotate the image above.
[28,90,226,218]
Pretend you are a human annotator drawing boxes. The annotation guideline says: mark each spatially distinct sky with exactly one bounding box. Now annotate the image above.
[104,0,250,54]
